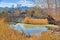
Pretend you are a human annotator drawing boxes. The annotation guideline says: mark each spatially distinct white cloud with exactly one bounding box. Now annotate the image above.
[0,0,35,7]
[17,0,35,7]
[0,2,17,8]
[0,0,48,8]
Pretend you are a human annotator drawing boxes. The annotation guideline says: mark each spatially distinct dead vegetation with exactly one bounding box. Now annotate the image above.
[23,17,48,24]
[0,17,60,40]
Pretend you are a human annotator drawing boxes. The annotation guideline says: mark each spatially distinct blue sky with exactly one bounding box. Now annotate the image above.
[0,0,47,8]
[0,0,36,7]
[0,0,19,3]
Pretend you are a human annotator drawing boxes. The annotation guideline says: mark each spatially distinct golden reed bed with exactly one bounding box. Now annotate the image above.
[23,17,48,24]
[0,18,60,40]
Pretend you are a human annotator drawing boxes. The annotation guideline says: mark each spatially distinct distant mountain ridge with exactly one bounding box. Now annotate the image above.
[0,6,32,12]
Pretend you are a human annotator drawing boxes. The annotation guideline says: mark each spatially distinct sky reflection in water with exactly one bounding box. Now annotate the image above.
[12,23,48,35]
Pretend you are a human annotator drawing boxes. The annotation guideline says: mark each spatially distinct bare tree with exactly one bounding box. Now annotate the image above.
[55,0,58,18]
[59,0,60,8]
[32,0,41,8]
[58,0,60,10]
[46,0,50,15]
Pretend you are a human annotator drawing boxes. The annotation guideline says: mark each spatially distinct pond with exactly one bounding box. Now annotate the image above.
[10,23,48,35]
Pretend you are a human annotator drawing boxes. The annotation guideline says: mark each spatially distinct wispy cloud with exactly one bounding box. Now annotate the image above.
[0,0,35,7]
[0,0,48,8]
[17,0,35,7]
[0,2,17,8]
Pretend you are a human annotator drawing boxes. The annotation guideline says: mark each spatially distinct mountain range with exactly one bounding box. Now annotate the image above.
[0,6,32,12]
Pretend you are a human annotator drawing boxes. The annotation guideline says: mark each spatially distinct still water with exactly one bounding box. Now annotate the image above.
[10,23,48,35]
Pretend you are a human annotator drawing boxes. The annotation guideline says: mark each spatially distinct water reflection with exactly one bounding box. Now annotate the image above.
[11,23,48,35]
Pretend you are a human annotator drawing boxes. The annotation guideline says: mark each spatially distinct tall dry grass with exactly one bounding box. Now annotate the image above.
[23,17,48,24]
[0,17,60,40]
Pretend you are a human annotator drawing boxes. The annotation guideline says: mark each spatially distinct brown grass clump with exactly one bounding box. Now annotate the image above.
[0,18,26,40]
[23,17,48,24]
[38,31,60,40]
[0,17,60,40]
